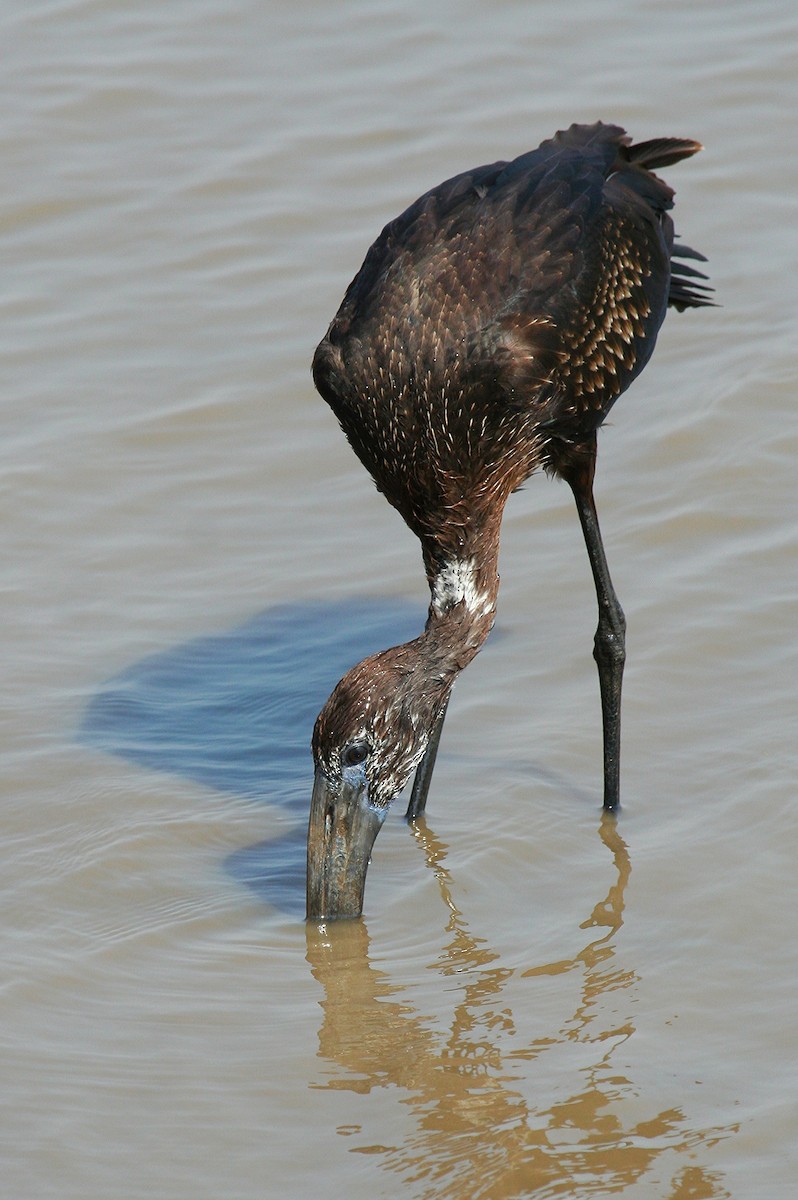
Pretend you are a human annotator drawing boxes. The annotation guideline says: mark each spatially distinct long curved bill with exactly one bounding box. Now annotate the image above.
[306,768,387,920]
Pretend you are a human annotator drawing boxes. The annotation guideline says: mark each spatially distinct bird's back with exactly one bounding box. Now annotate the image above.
[313,123,710,551]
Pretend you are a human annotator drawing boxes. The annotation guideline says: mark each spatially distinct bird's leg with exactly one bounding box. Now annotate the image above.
[563,440,626,811]
[405,695,450,821]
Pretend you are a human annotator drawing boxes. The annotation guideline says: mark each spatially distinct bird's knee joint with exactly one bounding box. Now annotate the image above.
[593,623,626,668]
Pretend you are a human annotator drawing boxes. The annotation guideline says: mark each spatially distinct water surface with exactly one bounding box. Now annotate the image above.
[2,1,797,1196]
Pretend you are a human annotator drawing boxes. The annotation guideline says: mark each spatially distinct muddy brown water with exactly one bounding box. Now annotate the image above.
[2,1,797,1196]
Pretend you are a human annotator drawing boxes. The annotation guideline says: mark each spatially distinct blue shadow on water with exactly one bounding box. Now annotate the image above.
[81,597,423,916]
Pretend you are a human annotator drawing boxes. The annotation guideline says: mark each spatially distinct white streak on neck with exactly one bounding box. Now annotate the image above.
[431,557,493,618]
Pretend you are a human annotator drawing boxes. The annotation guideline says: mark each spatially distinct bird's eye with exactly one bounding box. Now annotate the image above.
[342,741,369,768]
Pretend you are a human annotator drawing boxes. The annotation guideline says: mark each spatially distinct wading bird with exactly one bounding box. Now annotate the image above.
[307,122,711,920]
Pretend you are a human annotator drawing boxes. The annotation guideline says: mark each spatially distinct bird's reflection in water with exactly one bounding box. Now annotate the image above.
[307,815,733,1198]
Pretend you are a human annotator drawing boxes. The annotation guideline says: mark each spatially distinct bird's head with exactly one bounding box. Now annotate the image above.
[307,643,450,920]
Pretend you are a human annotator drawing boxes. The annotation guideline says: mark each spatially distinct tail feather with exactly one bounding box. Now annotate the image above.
[669,247,714,310]
[669,258,708,280]
[625,135,713,309]
[625,136,703,170]
[671,241,708,262]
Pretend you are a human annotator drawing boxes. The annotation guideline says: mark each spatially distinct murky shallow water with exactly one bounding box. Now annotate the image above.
[2,1,797,1196]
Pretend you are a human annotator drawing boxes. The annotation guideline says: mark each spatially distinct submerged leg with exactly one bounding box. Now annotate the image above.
[563,440,626,811]
[404,696,450,821]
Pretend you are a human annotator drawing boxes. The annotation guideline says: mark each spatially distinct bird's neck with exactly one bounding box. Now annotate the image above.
[421,525,502,677]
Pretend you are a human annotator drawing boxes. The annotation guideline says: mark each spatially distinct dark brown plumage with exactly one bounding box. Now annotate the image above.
[307,122,711,920]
